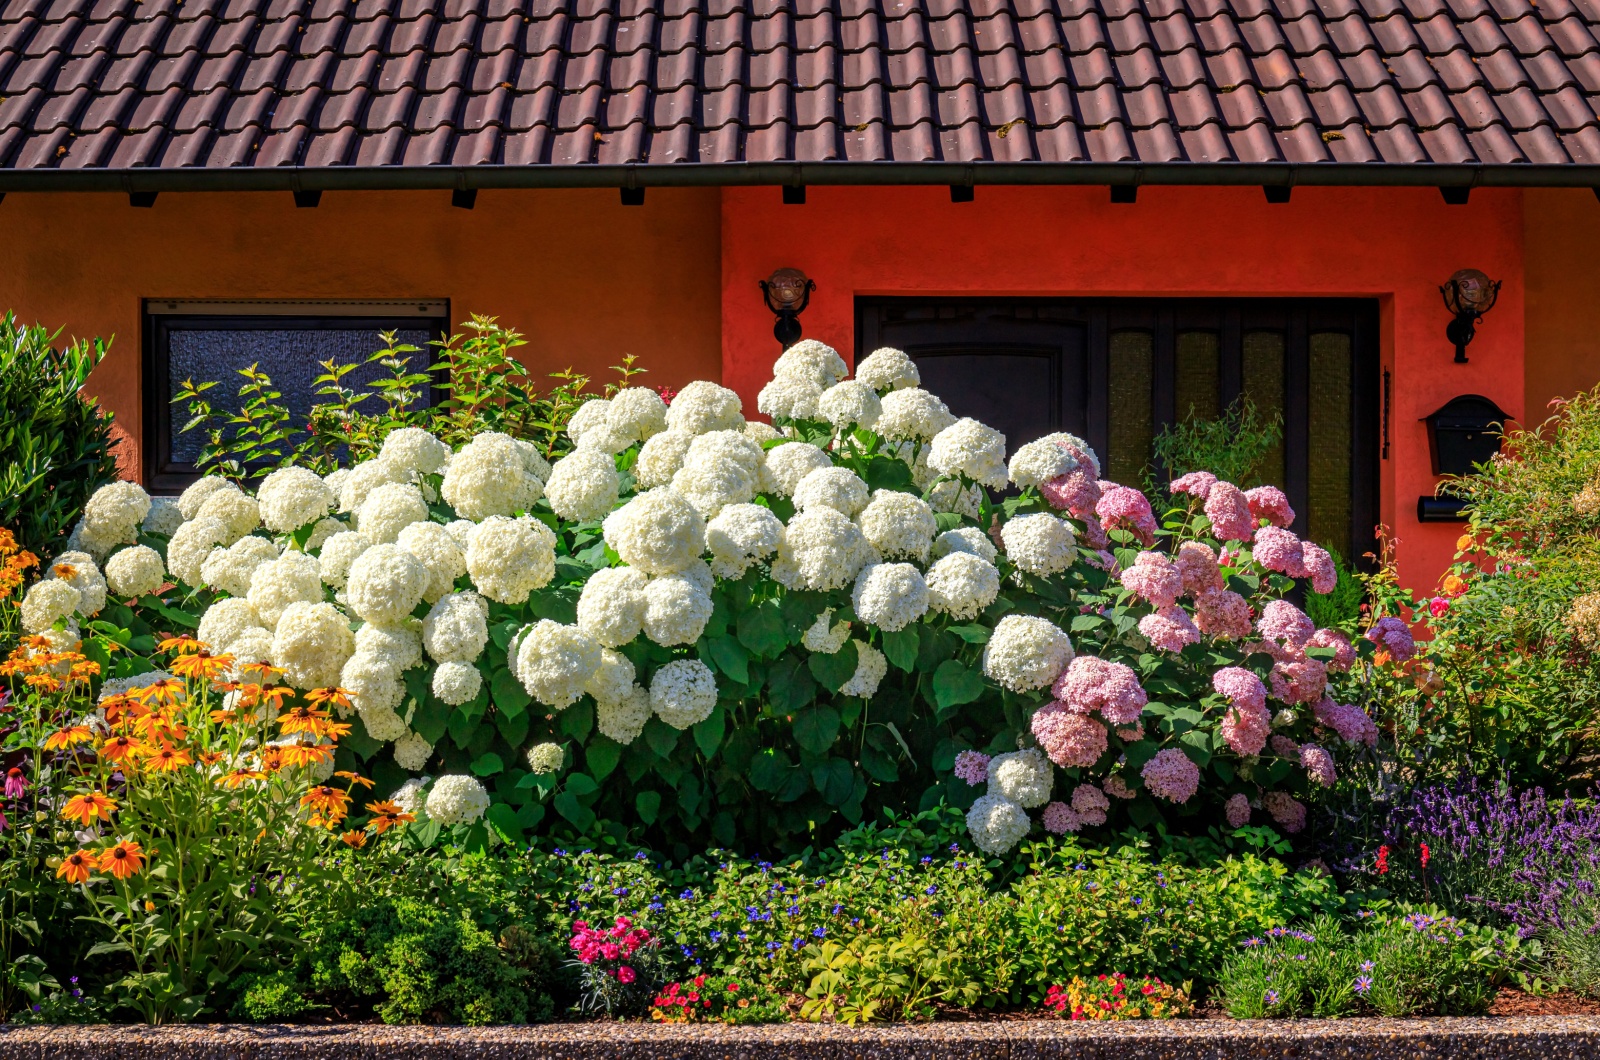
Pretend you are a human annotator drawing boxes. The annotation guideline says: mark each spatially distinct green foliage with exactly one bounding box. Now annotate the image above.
[1215,910,1519,1018]
[226,970,320,1023]
[1148,396,1283,491]
[0,313,118,558]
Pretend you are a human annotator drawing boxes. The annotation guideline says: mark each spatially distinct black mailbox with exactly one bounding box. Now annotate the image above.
[1422,395,1509,477]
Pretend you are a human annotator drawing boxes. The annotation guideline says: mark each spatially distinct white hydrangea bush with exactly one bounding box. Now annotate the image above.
[33,339,1375,853]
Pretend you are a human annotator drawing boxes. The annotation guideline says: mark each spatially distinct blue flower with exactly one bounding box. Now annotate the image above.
[710,930,723,944]
[949,842,960,853]
[648,901,665,912]
[831,904,843,915]
[1354,976,1373,994]
[813,926,827,938]
[635,851,649,861]
[1264,989,1280,1006]
[766,940,781,951]
[1361,960,1374,972]
[786,904,800,915]
[792,938,804,950]
[554,848,567,857]
[710,910,721,919]
[679,889,696,900]
[1243,938,1264,947]
[612,886,630,896]
[925,885,938,896]
[920,856,932,865]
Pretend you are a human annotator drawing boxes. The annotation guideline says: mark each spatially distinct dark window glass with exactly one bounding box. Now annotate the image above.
[1242,330,1287,489]
[1308,331,1354,554]
[1107,330,1154,484]
[1174,331,1220,424]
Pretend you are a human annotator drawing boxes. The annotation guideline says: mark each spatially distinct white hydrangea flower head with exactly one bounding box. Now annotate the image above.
[802,609,851,654]
[635,431,696,488]
[516,619,602,709]
[643,574,714,646]
[343,652,406,714]
[225,628,275,674]
[395,520,465,603]
[392,777,428,815]
[20,578,80,633]
[196,488,261,544]
[46,551,106,616]
[256,466,335,533]
[545,448,622,521]
[104,545,166,600]
[198,597,264,654]
[166,517,230,587]
[877,388,956,442]
[177,476,236,520]
[61,520,114,569]
[142,497,184,537]
[928,418,1008,490]
[422,590,489,663]
[932,526,999,563]
[1001,513,1078,576]
[966,793,1031,855]
[928,478,984,519]
[465,515,556,604]
[201,535,279,598]
[82,481,151,546]
[983,614,1074,692]
[243,551,323,629]
[988,749,1053,808]
[271,601,355,690]
[324,467,351,497]
[664,380,744,435]
[514,439,553,482]
[597,686,653,745]
[671,430,766,518]
[432,660,483,705]
[97,669,176,705]
[764,442,833,497]
[851,562,929,632]
[527,742,566,775]
[380,427,452,476]
[792,466,869,517]
[317,530,371,589]
[337,459,407,514]
[771,506,874,591]
[305,517,346,551]
[817,380,882,433]
[356,482,428,545]
[566,398,613,449]
[1008,432,1098,489]
[355,620,423,671]
[441,432,545,520]
[706,503,784,578]
[925,552,1001,620]
[393,731,434,772]
[576,566,649,647]
[441,519,474,549]
[602,489,707,575]
[606,387,670,445]
[773,339,850,388]
[744,420,784,444]
[858,489,937,562]
[425,775,490,827]
[345,543,430,626]
[840,641,888,698]
[855,347,920,392]
[650,658,717,729]
[757,375,825,421]
[586,647,637,705]
[359,704,410,742]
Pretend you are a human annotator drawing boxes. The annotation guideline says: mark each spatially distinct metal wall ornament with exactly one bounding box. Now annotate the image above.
[760,268,815,349]
[1439,268,1502,363]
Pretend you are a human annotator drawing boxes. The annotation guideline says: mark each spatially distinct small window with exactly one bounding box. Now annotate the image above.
[142,300,449,492]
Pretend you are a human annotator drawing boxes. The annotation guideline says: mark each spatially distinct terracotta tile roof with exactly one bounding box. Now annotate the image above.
[2,0,1599,181]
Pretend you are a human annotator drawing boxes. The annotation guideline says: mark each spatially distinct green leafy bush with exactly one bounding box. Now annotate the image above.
[0,313,118,558]
[1148,396,1283,491]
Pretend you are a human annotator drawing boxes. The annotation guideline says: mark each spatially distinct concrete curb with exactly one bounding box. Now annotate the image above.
[3,1019,1600,1060]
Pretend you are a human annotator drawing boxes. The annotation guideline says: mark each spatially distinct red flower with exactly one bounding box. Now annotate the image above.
[1420,843,1431,868]
[1376,845,1390,874]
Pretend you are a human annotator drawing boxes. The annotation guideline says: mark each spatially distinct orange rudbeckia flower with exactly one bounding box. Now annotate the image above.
[131,678,187,708]
[301,785,352,819]
[279,744,334,769]
[142,742,194,772]
[336,771,375,789]
[305,687,354,712]
[216,769,265,789]
[364,799,416,835]
[170,652,233,680]
[57,850,98,884]
[61,792,118,827]
[277,704,330,735]
[158,635,203,654]
[43,726,95,751]
[340,829,369,848]
[99,840,147,880]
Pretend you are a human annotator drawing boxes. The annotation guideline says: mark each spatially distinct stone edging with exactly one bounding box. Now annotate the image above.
[3,1018,1600,1060]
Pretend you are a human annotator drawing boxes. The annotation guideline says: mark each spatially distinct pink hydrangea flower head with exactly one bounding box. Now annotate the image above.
[1252,526,1306,577]
[1115,725,1143,742]
[1103,775,1135,800]
[1120,551,1183,609]
[1300,543,1338,594]
[1300,744,1337,787]
[1052,655,1149,725]
[1263,791,1307,833]
[1270,734,1300,759]
[1079,514,1110,551]
[1139,605,1201,653]
[1204,482,1254,543]
[1245,486,1295,528]
[1224,792,1252,829]
[953,749,993,786]
[1307,628,1356,671]
[1071,782,1110,825]
[1175,542,1224,597]
[1042,801,1083,834]
[1313,696,1379,746]
[1270,658,1328,704]
[1041,470,1102,518]
[1258,600,1315,649]
[1220,702,1271,756]
[1365,616,1417,662]
[1031,703,1109,768]
[1141,747,1201,804]
[1194,589,1253,639]
[1170,471,1217,500]
[1095,484,1158,546]
[1087,548,1117,573]
[1213,666,1268,714]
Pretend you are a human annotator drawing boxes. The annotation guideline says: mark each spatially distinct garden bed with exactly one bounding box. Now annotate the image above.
[5,1018,1600,1060]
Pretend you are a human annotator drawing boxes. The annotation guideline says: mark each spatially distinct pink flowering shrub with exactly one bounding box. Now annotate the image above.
[569,916,660,1015]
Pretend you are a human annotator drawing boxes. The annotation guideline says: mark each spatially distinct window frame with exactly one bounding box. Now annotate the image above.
[141,300,450,493]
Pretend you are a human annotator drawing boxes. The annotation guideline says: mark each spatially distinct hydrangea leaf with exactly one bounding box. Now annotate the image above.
[707,635,750,684]
[490,667,530,719]
[932,659,985,711]
[495,709,529,748]
[553,790,595,832]
[811,757,855,806]
[946,624,991,644]
[644,717,679,759]
[636,789,662,824]
[737,604,788,659]
[881,626,919,672]
[807,641,858,693]
[693,705,725,759]
[586,735,622,781]
[470,752,504,777]
[792,704,841,755]
[559,701,594,742]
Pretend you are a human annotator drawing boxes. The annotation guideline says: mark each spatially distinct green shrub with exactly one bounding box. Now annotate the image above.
[226,970,320,1023]
[0,313,118,559]
[1147,396,1283,491]
[1302,546,1364,633]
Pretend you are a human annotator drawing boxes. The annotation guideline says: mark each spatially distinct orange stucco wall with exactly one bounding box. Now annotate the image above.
[1525,187,1600,423]
[720,184,1527,592]
[0,186,723,474]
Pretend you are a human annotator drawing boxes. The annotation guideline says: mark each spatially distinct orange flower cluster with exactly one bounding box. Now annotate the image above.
[0,527,38,601]
[56,840,148,884]
[0,635,100,694]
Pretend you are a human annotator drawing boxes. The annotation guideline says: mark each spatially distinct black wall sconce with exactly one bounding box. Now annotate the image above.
[1440,268,1501,363]
[1417,393,1509,522]
[760,268,815,349]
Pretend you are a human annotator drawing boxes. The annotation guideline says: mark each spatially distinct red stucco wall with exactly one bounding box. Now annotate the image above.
[720,184,1526,593]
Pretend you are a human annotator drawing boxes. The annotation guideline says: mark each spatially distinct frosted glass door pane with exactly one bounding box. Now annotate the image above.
[1175,331,1220,424]
[1108,330,1154,484]
[1308,332,1353,554]
[1243,330,1287,488]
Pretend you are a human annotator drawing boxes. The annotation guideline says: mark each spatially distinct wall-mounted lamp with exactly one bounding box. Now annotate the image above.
[759,268,815,349]
[1439,268,1501,363]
